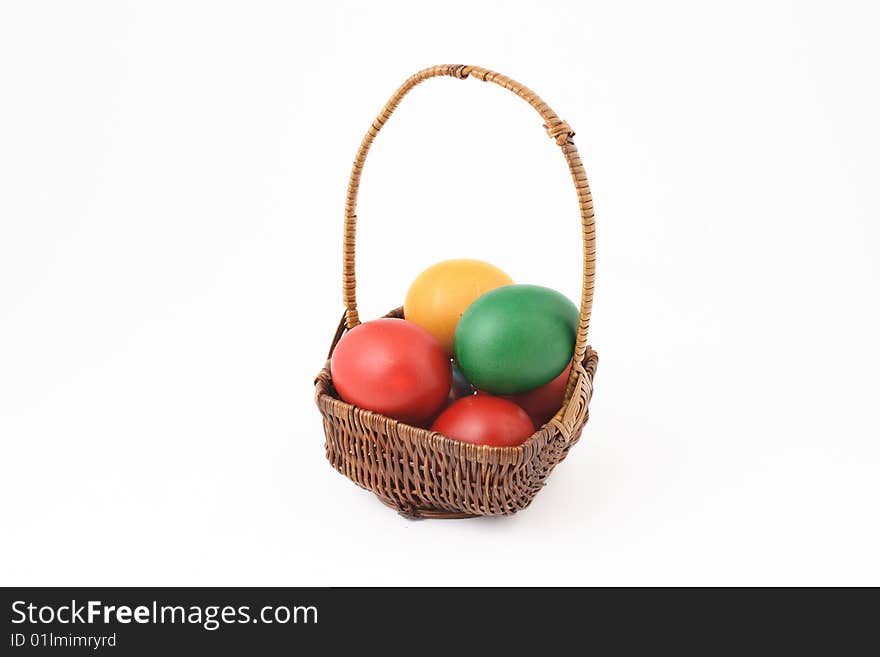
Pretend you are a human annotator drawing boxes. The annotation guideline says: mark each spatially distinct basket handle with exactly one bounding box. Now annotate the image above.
[342,64,596,373]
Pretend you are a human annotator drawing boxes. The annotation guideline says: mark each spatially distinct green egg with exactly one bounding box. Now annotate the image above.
[454,284,579,395]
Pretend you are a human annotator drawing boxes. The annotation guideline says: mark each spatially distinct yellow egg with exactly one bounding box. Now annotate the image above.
[404,259,513,356]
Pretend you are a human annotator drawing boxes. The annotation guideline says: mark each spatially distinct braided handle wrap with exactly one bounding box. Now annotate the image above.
[342,65,596,401]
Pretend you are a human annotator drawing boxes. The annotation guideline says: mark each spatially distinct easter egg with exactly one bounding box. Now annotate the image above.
[506,361,572,428]
[454,284,579,394]
[404,259,513,355]
[330,318,451,424]
[431,394,534,447]
[449,362,475,403]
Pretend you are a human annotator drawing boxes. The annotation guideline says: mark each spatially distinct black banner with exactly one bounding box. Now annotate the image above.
[1,587,873,653]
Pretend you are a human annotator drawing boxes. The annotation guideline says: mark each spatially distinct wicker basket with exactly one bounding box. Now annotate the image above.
[315,65,598,518]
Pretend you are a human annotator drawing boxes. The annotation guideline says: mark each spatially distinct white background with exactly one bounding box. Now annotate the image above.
[2,0,879,586]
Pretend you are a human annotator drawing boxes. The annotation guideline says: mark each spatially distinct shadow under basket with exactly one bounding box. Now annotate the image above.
[315,65,599,518]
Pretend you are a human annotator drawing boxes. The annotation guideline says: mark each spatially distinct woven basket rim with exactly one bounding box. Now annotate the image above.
[315,345,598,467]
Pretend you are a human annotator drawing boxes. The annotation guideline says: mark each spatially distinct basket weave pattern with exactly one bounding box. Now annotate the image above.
[315,65,598,518]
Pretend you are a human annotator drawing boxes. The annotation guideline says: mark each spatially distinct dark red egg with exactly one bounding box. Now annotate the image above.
[505,362,572,428]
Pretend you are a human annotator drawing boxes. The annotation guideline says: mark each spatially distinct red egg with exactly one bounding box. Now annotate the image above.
[331,318,451,424]
[431,394,534,447]
[505,362,573,428]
